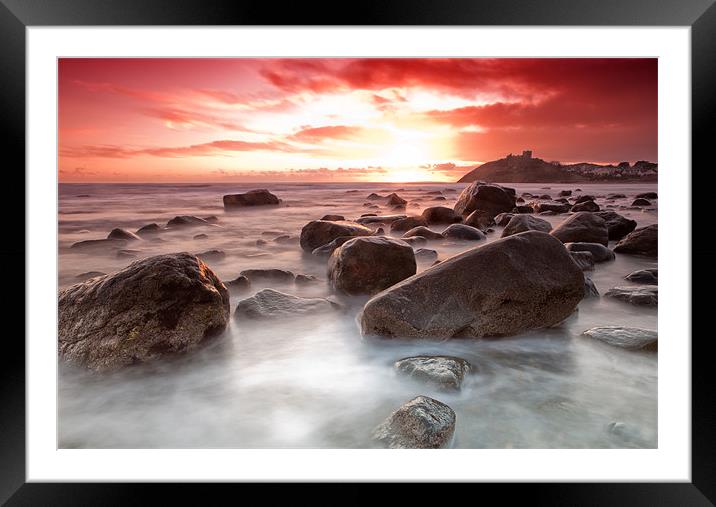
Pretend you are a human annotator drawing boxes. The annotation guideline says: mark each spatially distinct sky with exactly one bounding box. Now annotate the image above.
[58,58,657,183]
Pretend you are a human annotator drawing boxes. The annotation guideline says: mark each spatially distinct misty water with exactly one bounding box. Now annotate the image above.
[58,182,657,448]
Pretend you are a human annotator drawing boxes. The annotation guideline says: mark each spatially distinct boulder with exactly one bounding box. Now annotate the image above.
[402,226,444,241]
[613,225,658,256]
[166,215,212,228]
[571,200,600,212]
[356,214,407,225]
[464,210,495,230]
[366,192,384,200]
[235,289,339,320]
[570,251,595,271]
[631,198,652,206]
[328,237,416,296]
[321,214,345,221]
[421,206,460,224]
[565,242,615,262]
[58,253,230,371]
[135,223,162,236]
[501,215,551,238]
[360,231,584,338]
[299,220,373,252]
[390,216,428,232]
[584,275,599,298]
[534,201,571,213]
[223,189,280,208]
[550,212,609,246]
[226,275,251,293]
[494,213,514,227]
[387,193,407,206]
[441,224,486,241]
[594,211,637,240]
[394,356,471,390]
[559,190,572,196]
[312,236,364,257]
[582,326,657,351]
[605,286,658,306]
[453,182,516,217]
[513,205,534,214]
[625,268,658,284]
[575,195,596,204]
[372,396,456,449]
[636,192,658,199]
[239,268,295,284]
[70,238,128,252]
[108,228,141,241]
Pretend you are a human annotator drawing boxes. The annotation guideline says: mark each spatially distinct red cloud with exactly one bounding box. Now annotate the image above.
[143,107,245,131]
[290,125,367,142]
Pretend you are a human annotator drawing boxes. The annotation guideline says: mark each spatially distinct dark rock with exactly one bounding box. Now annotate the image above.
[571,200,600,212]
[402,226,444,241]
[594,211,637,240]
[372,396,456,449]
[204,215,219,223]
[135,223,162,236]
[360,231,583,339]
[196,250,226,262]
[367,193,384,200]
[433,196,447,201]
[70,238,128,252]
[108,228,141,241]
[441,224,486,241]
[234,289,338,320]
[226,275,251,293]
[421,206,460,224]
[58,253,230,371]
[513,205,534,214]
[566,242,615,262]
[387,193,407,206]
[299,220,373,252]
[575,195,596,204]
[464,210,495,230]
[328,237,416,296]
[584,275,599,298]
[166,215,212,228]
[534,201,571,213]
[613,225,658,257]
[582,326,657,351]
[394,356,471,390]
[559,190,572,197]
[494,213,514,227]
[551,212,609,246]
[311,236,356,257]
[539,194,552,200]
[606,193,626,200]
[390,216,428,232]
[356,214,407,225]
[501,215,551,238]
[453,182,516,217]
[636,192,658,199]
[625,268,658,284]
[321,214,345,221]
[193,234,208,240]
[223,189,280,208]
[239,268,295,284]
[605,286,658,306]
[570,251,595,271]
[631,198,652,206]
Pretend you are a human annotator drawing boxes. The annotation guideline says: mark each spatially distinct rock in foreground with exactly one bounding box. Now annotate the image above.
[223,189,280,209]
[58,253,230,371]
[394,356,471,390]
[501,214,552,238]
[454,182,516,217]
[372,396,456,449]
[328,237,416,295]
[582,326,657,351]
[550,212,609,246]
[299,220,373,252]
[360,231,584,339]
[235,289,339,320]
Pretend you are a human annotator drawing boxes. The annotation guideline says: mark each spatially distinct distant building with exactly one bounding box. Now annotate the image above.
[522,150,532,159]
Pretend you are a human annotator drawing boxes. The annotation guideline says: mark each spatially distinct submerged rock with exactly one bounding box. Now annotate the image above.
[372,396,456,449]
[631,198,652,206]
[294,274,319,285]
[390,216,428,232]
[234,289,339,320]
[636,192,658,199]
[226,274,251,293]
[570,251,595,271]
[605,286,658,306]
[311,236,356,257]
[534,201,570,213]
[582,326,657,351]
[584,275,600,298]
[394,356,471,390]
[166,215,212,228]
[551,212,608,246]
[58,253,230,371]
[321,214,345,221]
[571,200,600,212]
[135,223,162,236]
[299,220,373,252]
[107,228,141,241]
[625,268,658,284]
[223,189,280,208]
[454,182,516,217]
[494,213,514,227]
[414,248,438,262]
[441,223,486,241]
[356,214,407,225]
[464,210,495,230]
[402,226,444,241]
[387,193,407,206]
[239,268,295,284]
[70,238,128,252]
[613,225,658,257]
[360,231,584,339]
[196,249,226,262]
[501,215,552,238]
[566,242,615,263]
[421,206,460,224]
[593,211,637,240]
[328,237,416,296]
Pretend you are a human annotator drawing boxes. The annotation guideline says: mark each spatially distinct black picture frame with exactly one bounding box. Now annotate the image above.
[2,0,710,502]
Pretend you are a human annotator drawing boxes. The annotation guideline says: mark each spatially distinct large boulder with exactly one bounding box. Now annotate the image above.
[235,289,339,320]
[605,286,658,306]
[299,220,373,251]
[550,212,609,246]
[394,356,471,390]
[594,211,637,240]
[453,182,516,217]
[360,231,584,339]
[582,326,657,351]
[613,225,658,257]
[402,226,444,241]
[390,216,428,232]
[372,396,456,449]
[565,242,615,262]
[501,215,552,238]
[223,189,280,208]
[421,206,460,224]
[328,237,416,295]
[58,253,230,371]
[571,200,600,212]
[631,198,652,206]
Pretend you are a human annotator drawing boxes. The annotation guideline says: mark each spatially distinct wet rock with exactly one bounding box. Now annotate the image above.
[372,396,456,449]
[226,275,251,293]
[234,289,339,320]
[414,248,438,262]
[501,215,552,238]
[574,195,596,204]
[70,238,128,252]
[539,194,552,200]
[570,251,595,271]
[321,214,345,221]
[394,356,471,390]
[58,253,230,371]
[239,268,295,284]
[613,225,658,257]
[494,213,514,227]
[584,275,599,298]
[356,214,407,225]
[441,224,486,241]
[513,205,534,214]
[566,242,615,263]
[196,250,226,262]
[636,192,657,199]
[387,193,408,206]
[328,237,416,296]
[594,211,637,240]
[571,200,600,212]
[390,216,428,232]
[551,212,608,246]
[605,286,658,306]
[223,189,280,209]
[75,271,106,281]
[625,268,658,284]
[606,193,626,200]
[464,210,495,230]
[559,190,572,196]
[193,233,208,240]
[402,236,428,247]
[631,198,652,206]
[360,213,378,218]
[453,182,516,217]
[421,206,460,224]
[534,201,570,213]
[166,215,212,228]
[135,223,162,236]
[311,236,356,257]
[433,196,447,201]
[299,220,373,252]
[360,231,584,339]
[367,192,384,200]
[107,228,141,241]
[582,326,657,351]
[402,226,444,241]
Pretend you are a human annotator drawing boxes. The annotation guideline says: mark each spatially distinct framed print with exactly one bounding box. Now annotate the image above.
[3,0,712,502]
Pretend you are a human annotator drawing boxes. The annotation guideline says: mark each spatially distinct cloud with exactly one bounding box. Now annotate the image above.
[143,107,245,131]
[289,125,368,143]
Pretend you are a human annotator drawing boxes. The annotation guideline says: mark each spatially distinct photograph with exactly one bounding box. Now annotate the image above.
[56,57,659,450]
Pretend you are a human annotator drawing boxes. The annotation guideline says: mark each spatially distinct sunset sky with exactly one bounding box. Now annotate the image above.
[58,58,657,183]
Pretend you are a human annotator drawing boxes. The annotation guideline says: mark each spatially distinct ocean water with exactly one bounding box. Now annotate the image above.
[58,182,658,448]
